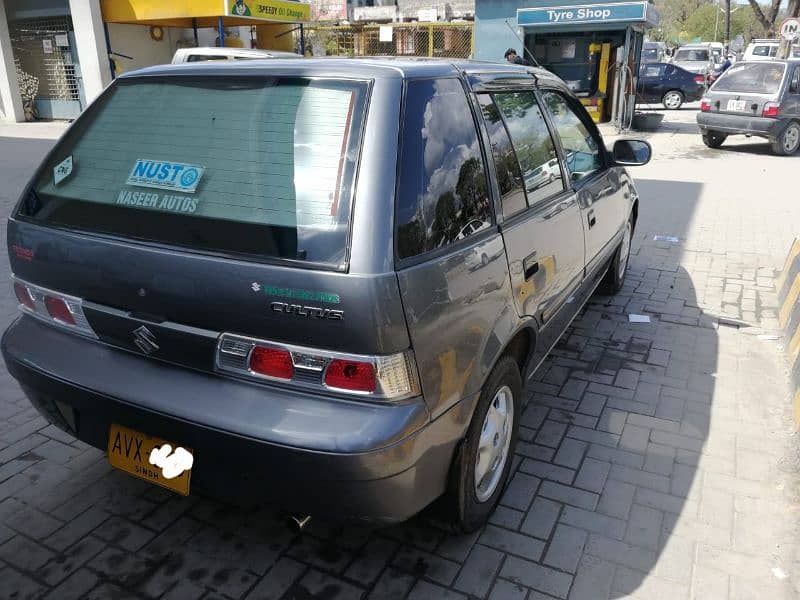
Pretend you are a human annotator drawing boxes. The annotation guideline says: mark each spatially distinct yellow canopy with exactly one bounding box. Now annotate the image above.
[101,0,310,26]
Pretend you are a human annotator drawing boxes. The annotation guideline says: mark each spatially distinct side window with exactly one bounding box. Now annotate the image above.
[476,94,527,218]
[395,78,492,260]
[664,65,676,77]
[643,65,664,78]
[493,91,564,206]
[541,91,603,183]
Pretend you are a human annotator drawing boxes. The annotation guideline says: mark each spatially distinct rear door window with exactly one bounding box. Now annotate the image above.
[20,77,368,269]
[476,94,527,218]
[395,78,492,260]
[492,91,564,206]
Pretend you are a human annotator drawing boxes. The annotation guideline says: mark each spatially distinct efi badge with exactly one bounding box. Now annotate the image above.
[126,159,205,193]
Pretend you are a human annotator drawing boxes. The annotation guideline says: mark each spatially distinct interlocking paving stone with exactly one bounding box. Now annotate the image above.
[1,127,799,600]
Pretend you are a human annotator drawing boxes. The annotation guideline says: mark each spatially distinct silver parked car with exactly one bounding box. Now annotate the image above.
[3,58,651,531]
[697,60,800,155]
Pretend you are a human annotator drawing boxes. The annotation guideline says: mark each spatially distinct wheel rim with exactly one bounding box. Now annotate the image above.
[618,221,632,280]
[783,125,800,153]
[664,92,681,109]
[474,385,514,503]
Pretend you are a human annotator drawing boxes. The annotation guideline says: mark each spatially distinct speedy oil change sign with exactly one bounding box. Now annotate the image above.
[227,0,310,22]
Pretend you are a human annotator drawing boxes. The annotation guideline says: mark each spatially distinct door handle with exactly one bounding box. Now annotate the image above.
[587,209,596,228]
[523,254,540,280]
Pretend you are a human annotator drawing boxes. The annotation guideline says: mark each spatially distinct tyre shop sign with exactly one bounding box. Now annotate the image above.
[518,1,649,26]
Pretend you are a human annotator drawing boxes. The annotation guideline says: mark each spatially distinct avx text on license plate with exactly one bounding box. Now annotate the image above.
[727,99,748,111]
[107,423,192,495]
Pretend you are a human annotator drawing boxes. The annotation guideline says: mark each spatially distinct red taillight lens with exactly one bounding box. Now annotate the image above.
[14,282,34,310]
[44,295,76,325]
[700,99,711,112]
[694,75,706,85]
[762,103,780,118]
[249,346,294,380]
[325,359,376,393]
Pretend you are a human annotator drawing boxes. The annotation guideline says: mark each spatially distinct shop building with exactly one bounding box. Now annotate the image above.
[474,0,659,125]
[0,0,310,123]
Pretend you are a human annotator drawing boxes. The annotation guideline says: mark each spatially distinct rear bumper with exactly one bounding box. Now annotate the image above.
[696,112,784,138]
[2,316,471,524]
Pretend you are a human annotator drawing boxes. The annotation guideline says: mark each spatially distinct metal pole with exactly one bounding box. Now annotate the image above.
[300,23,305,55]
[193,18,199,47]
[714,0,720,42]
[103,22,115,79]
[724,0,731,47]
[218,16,225,47]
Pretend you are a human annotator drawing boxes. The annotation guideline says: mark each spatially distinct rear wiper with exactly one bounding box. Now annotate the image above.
[23,188,43,215]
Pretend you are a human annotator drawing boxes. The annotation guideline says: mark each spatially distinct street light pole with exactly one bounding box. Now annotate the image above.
[724,0,731,47]
[714,0,721,42]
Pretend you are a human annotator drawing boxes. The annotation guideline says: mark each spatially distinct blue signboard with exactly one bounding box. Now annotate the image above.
[518,1,649,26]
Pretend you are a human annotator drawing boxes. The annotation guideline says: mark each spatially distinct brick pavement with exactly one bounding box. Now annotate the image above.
[1,116,799,600]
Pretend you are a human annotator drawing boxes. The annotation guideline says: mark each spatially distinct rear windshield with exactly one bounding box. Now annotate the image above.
[713,62,786,94]
[18,76,368,269]
[674,49,708,62]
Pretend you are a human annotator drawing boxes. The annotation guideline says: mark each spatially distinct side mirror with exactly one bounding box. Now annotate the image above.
[612,139,652,166]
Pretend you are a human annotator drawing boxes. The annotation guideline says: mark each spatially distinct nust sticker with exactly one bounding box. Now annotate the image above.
[126,159,205,193]
[53,155,73,185]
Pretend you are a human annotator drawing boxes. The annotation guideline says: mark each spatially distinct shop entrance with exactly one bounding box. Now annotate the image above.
[9,16,84,120]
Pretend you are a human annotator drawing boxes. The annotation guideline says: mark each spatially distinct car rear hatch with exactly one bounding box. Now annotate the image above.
[9,72,416,399]
[707,62,786,116]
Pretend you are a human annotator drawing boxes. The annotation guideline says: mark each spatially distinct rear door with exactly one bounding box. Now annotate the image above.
[539,89,627,277]
[394,77,511,416]
[638,63,666,103]
[475,89,585,329]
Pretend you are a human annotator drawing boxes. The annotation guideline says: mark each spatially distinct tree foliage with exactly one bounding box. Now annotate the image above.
[652,0,771,43]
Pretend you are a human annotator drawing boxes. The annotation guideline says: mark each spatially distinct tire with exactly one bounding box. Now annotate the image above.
[770,121,800,155]
[599,216,633,295]
[481,253,489,267]
[444,356,522,533]
[662,90,684,110]
[702,130,726,149]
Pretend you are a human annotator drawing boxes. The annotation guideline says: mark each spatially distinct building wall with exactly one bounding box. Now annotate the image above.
[311,0,347,21]
[106,23,179,74]
[474,0,519,61]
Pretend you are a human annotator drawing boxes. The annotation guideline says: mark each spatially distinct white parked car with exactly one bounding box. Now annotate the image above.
[171,47,302,63]
[742,39,780,61]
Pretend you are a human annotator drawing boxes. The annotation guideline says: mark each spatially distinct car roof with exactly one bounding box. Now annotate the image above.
[119,57,558,82]
[174,47,301,58]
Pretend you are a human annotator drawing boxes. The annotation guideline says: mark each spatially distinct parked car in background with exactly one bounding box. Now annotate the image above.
[171,47,301,63]
[672,43,717,77]
[742,39,779,62]
[2,58,651,532]
[637,62,706,109]
[698,60,800,155]
[642,41,667,64]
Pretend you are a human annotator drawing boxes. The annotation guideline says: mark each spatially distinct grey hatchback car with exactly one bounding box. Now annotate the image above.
[697,59,800,154]
[2,58,650,531]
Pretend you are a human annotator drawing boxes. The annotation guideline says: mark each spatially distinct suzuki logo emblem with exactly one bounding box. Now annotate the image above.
[133,325,159,355]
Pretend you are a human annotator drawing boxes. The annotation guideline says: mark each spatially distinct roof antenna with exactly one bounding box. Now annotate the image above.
[504,19,540,67]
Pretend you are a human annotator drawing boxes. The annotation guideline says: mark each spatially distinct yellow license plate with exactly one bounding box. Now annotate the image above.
[107,423,192,496]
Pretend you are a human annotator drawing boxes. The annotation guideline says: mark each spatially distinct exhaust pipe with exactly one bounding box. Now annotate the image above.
[286,514,311,533]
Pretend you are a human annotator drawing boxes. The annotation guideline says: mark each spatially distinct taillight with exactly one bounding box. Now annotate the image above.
[44,296,76,325]
[216,333,420,400]
[762,102,780,118]
[700,98,711,112]
[324,359,376,393]
[13,282,34,310]
[249,346,294,380]
[694,75,706,85]
[11,277,95,337]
